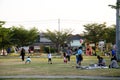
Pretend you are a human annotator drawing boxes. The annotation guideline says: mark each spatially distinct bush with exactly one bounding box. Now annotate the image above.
[43,46,56,53]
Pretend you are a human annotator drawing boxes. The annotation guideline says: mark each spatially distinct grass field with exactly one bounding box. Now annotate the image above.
[0,53,120,77]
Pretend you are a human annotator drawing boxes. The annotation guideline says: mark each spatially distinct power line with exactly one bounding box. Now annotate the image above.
[5,19,115,23]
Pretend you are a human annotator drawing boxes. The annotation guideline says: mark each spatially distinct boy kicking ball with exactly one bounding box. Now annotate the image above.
[25,56,31,64]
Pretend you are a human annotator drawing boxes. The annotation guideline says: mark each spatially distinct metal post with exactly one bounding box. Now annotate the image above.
[58,18,60,32]
[116,0,120,61]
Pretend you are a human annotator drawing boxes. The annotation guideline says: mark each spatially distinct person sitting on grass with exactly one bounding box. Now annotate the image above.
[109,56,119,69]
[97,55,106,66]
[25,56,31,64]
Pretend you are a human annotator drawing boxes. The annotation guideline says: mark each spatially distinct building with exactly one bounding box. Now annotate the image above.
[31,33,84,53]
[69,34,83,47]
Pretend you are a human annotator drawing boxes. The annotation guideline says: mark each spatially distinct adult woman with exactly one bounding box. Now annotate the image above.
[76,46,83,68]
[20,48,25,61]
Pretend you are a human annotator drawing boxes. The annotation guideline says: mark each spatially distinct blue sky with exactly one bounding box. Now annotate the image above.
[0,0,116,34]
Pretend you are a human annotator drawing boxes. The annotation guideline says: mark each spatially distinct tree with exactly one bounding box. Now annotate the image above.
[10,26,39,47]
[83,23,107,55]
[102,25,116,44]
[108,1,120,9]
[0,21,12,55]
[0,21,5,27]
[44,29,72,53]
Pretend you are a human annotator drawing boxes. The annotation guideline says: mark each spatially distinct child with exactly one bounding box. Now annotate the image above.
[25,56,31,64]
[63,52,67,63]
[48,52,52,64]
[97,55,106,66]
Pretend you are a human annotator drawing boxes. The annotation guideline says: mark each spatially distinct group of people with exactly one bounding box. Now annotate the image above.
[20,48,52,64]
[63,47,83,68]
[20,47,119,69]
[96,47,119,69]
[97,55,119,69]
[63,46,119,69]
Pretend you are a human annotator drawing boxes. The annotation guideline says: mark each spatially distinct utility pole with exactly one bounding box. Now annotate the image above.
[58,18,60,32]
[58,18,60,52]
[116,0,120,61]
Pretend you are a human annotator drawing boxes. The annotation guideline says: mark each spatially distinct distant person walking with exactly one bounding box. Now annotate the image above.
[20,48,25,61]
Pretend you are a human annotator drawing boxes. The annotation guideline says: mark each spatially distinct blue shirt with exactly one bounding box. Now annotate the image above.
[76,49,82,56]
[112,49,116,56]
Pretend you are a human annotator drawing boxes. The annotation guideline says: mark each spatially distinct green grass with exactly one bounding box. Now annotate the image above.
[0,54,120,77]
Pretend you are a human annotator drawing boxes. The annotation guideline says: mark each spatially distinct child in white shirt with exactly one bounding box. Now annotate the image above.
[25,56,31,64]
[48,53,52,64]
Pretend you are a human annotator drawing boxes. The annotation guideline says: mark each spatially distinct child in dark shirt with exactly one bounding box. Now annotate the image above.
[97,55,106,66]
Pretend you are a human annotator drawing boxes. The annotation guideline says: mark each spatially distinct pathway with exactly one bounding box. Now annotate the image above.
[0,75,120,80]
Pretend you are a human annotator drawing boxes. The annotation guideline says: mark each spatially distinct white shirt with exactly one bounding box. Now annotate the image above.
[26,58,31,61]
[48,53,52,58]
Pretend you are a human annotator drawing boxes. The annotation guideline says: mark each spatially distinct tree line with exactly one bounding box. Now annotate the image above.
[0,21,39,55]
[0,21,115,55]
[83,22,115,55]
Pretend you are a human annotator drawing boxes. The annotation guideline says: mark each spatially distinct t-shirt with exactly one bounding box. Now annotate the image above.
[48,53,52,58]
[76,49,82,56]
[98,58,106,66]
[26,58,31,62]
[66,49,71,56]
[77,49,82,55]
[111,50,116,56]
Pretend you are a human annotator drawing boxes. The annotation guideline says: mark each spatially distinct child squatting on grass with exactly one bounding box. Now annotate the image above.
[25,56,31,64]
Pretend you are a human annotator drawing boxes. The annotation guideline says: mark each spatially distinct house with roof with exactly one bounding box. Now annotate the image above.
[30,33,84,53]
[69,34,83,47]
